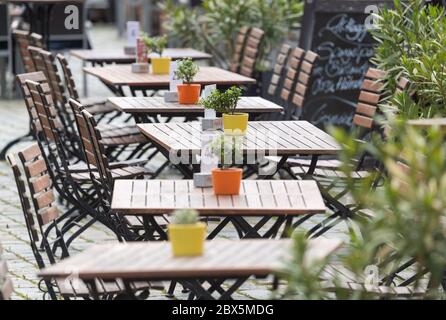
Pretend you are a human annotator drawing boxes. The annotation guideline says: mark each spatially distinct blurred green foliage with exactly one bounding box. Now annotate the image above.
[371,0,446,118]
[277,122,446,299]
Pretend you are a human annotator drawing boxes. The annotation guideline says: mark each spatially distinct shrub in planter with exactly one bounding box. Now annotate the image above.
[143,34,171,74]
[174,58,201,104]
[210,135,243,195]
[168,209,206,257]
[200,86,246,134]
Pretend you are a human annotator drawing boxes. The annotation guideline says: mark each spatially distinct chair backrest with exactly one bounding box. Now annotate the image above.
[230,26,250,73]
[12,29,35,73]
[25,79,58,142]
[279,47,305,103]
[290,50,318,112]
[352,68,387,130]
[0,240,13,300]
[56,53,80,100]
[267,43,292,98]
[16,71,50,134]
[69,99,111,188]
[18,144,60,227]
[239,27,265,78]
[7,144,65,276]
[28,47,67,108]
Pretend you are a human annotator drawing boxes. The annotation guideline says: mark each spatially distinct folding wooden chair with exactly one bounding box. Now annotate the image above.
[24,79,145,241]
[0,241,13,300]
[70,99,153,240]
[56,53,119,120]
[7,149,152,300]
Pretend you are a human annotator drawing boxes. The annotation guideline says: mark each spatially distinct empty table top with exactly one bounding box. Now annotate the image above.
[111,179,326,215]
[137,121,341,156]
[71,48,212,64]
[38,238,342,280]
[83,65,256,88]
[108,96,283,115]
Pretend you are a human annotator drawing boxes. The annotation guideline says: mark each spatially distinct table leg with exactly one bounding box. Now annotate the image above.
[260,155,289,179]
[181,277,249,300]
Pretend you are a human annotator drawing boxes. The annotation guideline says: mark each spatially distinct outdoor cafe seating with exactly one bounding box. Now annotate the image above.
[0,0,445,303]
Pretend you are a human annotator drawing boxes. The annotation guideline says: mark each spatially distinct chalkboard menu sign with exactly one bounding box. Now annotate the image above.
[299,0,394,130]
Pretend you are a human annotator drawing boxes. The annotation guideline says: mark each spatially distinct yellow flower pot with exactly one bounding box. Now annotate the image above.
[223,113,249,135]
[151,57,171,75]
[168,222,206,257]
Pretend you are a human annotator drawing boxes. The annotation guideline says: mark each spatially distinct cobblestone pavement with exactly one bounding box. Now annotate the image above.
[0,25,350,300]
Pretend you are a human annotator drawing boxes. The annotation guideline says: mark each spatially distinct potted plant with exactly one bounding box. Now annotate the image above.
[210,135,243,195]
[142,34,171,75]
[200,86,246,134]
[174,58,201,104]
[168,209,206,257]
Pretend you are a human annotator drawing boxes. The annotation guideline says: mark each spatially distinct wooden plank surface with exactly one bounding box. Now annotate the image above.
[83,66,256,87]
[137,121,340,156]
[108,96,283,114]
[70,48,212,63]
[111,180,326,215]
[38,238,342,280]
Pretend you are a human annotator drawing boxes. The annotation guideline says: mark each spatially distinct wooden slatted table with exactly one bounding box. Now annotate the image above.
[111,179,326,240]
[38,238,342,300]
[138,121,339,156]
[112,180,325,215]
[108,96,283,121]
[84,65,256,96]
[137,121,340,178]
[71,48,212,64]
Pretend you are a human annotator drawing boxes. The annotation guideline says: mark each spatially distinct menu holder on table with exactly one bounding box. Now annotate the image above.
[124,21,139,55]
[164,61,182,102]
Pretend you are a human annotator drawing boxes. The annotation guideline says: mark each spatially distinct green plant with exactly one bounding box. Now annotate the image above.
[174,58,199,84]
[142,34,168,56]
[371,0,446,118]
[160,0,303,70]
[332,121,446,298]
[210,135,242,169]
[171,209,199,225]
[277,122,446,299]
[199,86,242,114]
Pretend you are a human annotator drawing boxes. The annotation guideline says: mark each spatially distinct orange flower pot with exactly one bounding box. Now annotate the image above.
[177,84,201,104]
[211,168,242,195]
